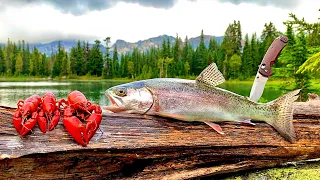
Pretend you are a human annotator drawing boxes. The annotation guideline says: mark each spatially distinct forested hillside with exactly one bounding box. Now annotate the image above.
[0,11,319,99]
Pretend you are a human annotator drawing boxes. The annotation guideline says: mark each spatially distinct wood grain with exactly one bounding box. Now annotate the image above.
[0,96,319,179]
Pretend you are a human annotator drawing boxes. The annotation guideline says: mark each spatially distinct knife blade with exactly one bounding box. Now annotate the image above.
[249,36,288,102]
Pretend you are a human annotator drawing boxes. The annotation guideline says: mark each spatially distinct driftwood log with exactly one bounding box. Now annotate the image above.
[0,94,320,179]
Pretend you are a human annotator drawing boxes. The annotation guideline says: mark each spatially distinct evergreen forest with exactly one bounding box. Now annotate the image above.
[0,11,319,99]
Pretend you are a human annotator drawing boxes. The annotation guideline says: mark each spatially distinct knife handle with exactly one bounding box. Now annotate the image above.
[259,36,288,77]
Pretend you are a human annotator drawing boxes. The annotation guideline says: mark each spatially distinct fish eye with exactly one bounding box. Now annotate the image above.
[115,88,127,97]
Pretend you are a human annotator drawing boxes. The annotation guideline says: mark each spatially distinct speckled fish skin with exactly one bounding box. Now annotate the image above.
[109,78,272,122]
[105,63,301,142]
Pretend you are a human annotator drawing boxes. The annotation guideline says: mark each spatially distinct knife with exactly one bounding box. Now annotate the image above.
[249,35,288,102]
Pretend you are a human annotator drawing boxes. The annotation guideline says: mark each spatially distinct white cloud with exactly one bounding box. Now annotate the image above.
[0,0,318,44]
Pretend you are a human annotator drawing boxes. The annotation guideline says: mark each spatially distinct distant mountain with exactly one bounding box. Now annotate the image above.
[189,35,224,49]
[0,34,224,55]
[0,40,105,55]
[29,40,106,55]
[112,35,175,54]
[112,35,224,54]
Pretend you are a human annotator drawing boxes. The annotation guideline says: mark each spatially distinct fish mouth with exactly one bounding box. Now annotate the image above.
[104,90,126,113]
[106,93,119,107]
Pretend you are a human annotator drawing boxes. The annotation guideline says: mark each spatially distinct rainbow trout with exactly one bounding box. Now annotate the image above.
[104,63,300,142]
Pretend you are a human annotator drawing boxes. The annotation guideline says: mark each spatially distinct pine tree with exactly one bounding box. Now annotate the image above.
[131,47,141,78]
[286,24,296,49]
[147,47,159,78]
[184,61,190,76]
[29,47,37,76]
[113,45,119,77]
[61,50,69,76]
[236,20,242,53]
[52,41,63,77]
[49,47,55,77]
[293,32,310,100]
[207,38,219,72]
[88,40,103,76]
[22,43,30,75]
[128,60,134,79]
[241,34,252,79]
[285,11,320,46]
[0,47,5,74]
[194,30,207,74]
[103,37,111,78]
[250,33,260,76]
[229,54,242,79]
[215,43,225,73]
[161,39,168,59]
[166,38,171,58]
[42,53,49,76]
[18,40,22,51]
[33,47,40,76]
[208,38,218,51]
[157,57,164,78]
[119,54,128,77]
[66,53,71,76]
[11,43,18,75]
[15,52,23,76]
[222,21,241,59]
[5,39,13,75]
[36,52,42,76]
[173,34,181,76]
[221,21,242,78]
[277,24,296,77]
[261,22,279,54]
[76,40,86,75]
[84,41,90,74]
[187,43,195,75]
[164,57,173,78]
[181,36,190,76]
[69,47,77,75]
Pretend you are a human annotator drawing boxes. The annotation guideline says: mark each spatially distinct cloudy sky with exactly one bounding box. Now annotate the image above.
[0,0,319,44]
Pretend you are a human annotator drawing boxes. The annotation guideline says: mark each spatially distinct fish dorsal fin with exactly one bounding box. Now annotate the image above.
[196,62,225,87]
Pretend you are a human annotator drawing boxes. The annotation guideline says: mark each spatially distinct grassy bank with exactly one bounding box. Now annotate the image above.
[0,76,132,82]
[223,160,320,180]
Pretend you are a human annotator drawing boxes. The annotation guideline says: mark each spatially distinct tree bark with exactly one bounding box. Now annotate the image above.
[0,95,319,179]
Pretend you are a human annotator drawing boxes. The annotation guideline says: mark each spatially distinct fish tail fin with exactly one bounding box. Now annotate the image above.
[265,89,301,143]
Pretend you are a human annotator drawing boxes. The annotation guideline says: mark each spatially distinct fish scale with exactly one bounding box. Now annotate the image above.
[146,79,269,122]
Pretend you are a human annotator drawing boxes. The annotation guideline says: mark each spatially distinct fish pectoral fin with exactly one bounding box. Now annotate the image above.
[203,120,224,135]
[235,119,256,126]
[195,62,225,88]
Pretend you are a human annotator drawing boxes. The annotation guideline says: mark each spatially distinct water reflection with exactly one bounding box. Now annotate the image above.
[0,81,123,108]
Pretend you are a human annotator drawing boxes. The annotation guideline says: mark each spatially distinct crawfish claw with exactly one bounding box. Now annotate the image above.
[48,109,61,131]
[85,113,102,141]
[63,116,88,146]
[12,95,41,136]
[37,109,47,133]
[20,118,37,136]
[13,109,38,136]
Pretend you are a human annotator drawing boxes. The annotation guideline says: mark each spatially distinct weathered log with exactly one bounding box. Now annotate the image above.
[0,95,320,179]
